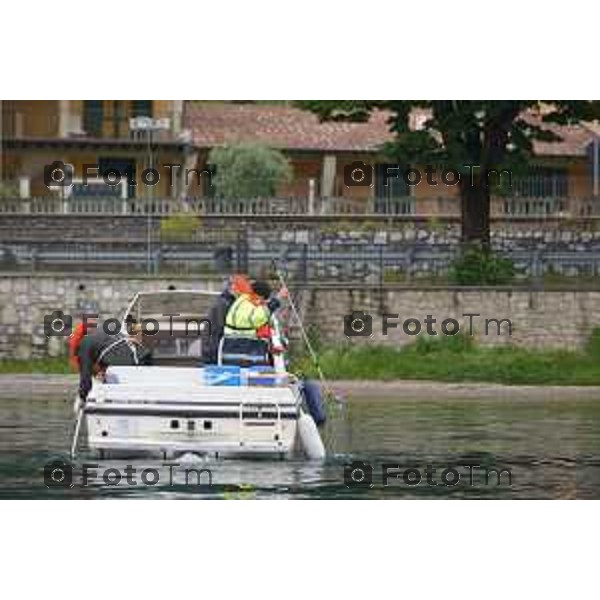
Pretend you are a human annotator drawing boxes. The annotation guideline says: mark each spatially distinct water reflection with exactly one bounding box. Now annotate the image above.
[1,394,599,498]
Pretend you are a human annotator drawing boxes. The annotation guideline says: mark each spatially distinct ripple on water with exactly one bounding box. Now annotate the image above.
[1,396,600,499]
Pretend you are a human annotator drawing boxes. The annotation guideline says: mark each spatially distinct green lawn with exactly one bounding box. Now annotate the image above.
[0,357,71,374]
[292,334,600,386]
[3,336,600,386]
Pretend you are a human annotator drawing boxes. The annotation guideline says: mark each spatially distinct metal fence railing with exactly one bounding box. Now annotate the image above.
[3,234,600,285]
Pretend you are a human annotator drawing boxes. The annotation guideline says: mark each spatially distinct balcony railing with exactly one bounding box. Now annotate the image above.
[0,195,598,217]
[500,197,598,217]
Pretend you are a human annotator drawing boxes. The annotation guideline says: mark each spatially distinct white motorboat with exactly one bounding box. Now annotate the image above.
[79,290,326,460]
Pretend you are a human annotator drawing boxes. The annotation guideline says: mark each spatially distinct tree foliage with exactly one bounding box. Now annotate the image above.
[208,143,292,199]
[297,101,600,243]
[0,181,19,199]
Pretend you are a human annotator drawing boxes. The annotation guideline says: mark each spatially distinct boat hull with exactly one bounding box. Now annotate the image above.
[81,371,302,459]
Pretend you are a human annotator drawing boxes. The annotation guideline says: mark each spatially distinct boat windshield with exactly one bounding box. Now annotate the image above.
[126,291,218,321]
[123,291,220,366]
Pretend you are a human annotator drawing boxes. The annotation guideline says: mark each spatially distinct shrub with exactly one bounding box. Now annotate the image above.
[160,214,200,242]
[449,246,515,286]
[208,143,292,199]
[0,181,19,199]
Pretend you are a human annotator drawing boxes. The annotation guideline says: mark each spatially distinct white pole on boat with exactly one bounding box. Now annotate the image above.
[272,259,342,405]
[70,404,84,459]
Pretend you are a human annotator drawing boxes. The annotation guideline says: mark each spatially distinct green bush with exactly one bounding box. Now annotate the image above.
[449,246,515,286]
[208,143,292,199]
[160,214,200,242]
[0,181,19,199]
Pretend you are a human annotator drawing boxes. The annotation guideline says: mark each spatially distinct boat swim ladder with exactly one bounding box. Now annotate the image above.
[238,394,284,450]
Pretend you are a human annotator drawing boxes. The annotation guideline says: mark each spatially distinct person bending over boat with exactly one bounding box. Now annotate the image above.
[77,323,152,400]
[219,279,288,366]
[68,309,100,371]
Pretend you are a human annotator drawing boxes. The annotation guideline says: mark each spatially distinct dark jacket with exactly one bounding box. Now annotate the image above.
[203,290,235,364]
[77,330,152,399]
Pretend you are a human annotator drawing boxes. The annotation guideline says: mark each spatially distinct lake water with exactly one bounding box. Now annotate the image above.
[1,395,600,499]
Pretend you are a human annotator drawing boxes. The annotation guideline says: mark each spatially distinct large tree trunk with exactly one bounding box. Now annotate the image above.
[460,179,491,245]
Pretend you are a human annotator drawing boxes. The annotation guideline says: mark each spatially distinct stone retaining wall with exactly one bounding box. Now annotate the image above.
[0,274,598,359]
[0,275,222,359]
[304,287,600,350]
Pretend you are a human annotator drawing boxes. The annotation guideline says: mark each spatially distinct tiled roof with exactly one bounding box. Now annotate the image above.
[186,102,393,152]
[185,102,596,157]
[524,114,595,157]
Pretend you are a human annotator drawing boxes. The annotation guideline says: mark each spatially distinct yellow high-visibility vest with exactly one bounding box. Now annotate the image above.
[224,294,270,338]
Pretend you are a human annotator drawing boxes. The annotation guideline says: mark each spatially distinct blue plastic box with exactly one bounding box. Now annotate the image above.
[245,366,286,386]
[203,365,241,386]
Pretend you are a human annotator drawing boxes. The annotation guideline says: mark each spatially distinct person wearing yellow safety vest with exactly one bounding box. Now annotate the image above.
[220,279,288,366]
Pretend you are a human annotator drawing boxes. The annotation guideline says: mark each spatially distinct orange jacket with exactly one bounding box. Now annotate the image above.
[229,275,274,339]
[230,275,265,307]
[230,274,253,296]
[67,322,87,371]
